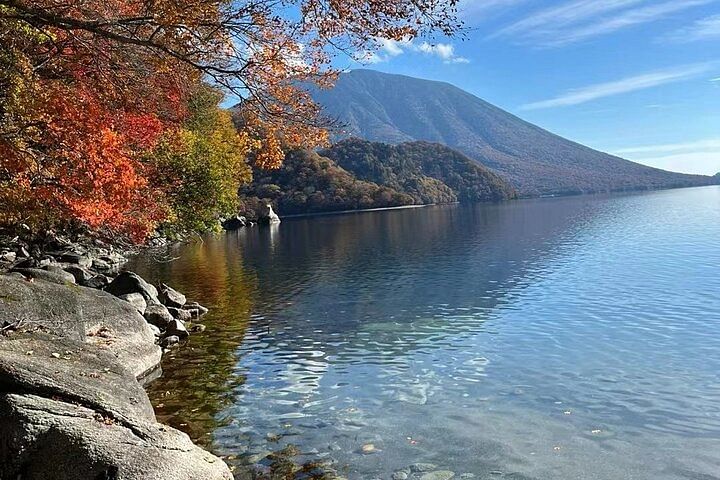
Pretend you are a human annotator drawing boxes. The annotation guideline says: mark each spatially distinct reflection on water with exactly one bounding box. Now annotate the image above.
[128,186,720,479]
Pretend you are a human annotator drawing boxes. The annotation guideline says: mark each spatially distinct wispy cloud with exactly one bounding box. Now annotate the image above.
[459,0,530,22]
[615,138,720,154]
[520,62,716,110]
[360,38,470,65]
[491,0,712,47]
[614,138,720,175]
[490,0,642,39]
[665,14,720,42]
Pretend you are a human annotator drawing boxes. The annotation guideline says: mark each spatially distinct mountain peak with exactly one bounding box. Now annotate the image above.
[310,69,715,196]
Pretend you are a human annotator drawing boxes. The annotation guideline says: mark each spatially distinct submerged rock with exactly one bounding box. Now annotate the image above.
[183,301,209,318]
[420,472,455,480]
[160,335,180,348]
[410,463,438,473]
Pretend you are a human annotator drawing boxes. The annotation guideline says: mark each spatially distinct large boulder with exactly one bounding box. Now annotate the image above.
[0,275,160,379]
[0,334,232,480]
[258,204,281,225]
[119,292,148,315]
[144,303,174,329]
[63,264,94,285]
[105,271,160,305]
[158,283,186,308]
[10,267,75,285]
[222,214,247,230]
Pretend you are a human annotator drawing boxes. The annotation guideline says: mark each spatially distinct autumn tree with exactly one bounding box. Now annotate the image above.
[0,0,461,241]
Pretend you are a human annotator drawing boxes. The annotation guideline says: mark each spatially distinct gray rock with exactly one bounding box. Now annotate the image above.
[63,265,93,284]
[160,335,180,348]
[0,275,160,379]
[38,256,53,267]
[148,323,161,338]
[1,251,16,262]
[222,215,247,230]
[106,271,159,305]
[13,257,36,268]
[58,252,92,268]
[158,283,186,308]
[183,301,209,317]
[167,306,192,322]
[258,204,281,225]
[410,464,439,473]
[0,335,231,480]
[84,274,110,289]
[165,319,189,339]
[10,267,75,285]
[459,474,476,479]
[420,472,455,480]
[119,293,148,315]
[144,304,174,329]
[392,470,410,480]
[91,258,112,271]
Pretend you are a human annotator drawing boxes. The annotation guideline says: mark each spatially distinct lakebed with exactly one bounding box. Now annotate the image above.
[127,186,720,480]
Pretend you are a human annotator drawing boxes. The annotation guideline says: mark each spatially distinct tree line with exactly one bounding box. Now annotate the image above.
[0,0,460,242]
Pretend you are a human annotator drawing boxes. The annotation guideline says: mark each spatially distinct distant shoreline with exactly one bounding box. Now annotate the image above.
[279,203,454,219]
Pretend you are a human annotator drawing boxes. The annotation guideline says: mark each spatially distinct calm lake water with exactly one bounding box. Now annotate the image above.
[128,186,720,480]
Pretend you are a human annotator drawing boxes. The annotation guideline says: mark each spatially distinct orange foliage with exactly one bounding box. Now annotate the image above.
[0,0,460,241]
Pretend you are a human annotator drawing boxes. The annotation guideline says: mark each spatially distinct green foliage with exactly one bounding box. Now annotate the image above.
[321,139,517,202]
[242,149,414,216]
[151,86,253,235]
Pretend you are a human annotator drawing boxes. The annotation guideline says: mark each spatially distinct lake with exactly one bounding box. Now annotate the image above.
[128,186,720,480]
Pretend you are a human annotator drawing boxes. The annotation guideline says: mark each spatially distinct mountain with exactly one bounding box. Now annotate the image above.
[320,139,516,203]
[309,69,717,197]
[240,141,516,216]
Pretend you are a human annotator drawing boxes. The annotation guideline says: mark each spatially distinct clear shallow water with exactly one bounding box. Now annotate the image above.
[129,186,720,480]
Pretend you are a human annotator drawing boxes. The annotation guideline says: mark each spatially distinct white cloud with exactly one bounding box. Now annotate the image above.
[520,62,716,110]
[491,0,712,47]
[415,42,470,63]
[667,14,720,42]
[357,39,470,65]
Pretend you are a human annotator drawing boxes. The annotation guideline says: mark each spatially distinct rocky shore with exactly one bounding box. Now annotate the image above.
[0,241,233,479]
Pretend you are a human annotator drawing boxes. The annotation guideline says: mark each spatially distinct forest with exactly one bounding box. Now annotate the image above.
[242,139,516,216]
[0,0,461,243]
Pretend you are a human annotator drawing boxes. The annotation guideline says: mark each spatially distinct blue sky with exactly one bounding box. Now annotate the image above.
[344,0,720,175]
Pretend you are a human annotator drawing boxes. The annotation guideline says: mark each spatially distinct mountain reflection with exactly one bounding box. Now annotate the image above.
[129,196,600,446]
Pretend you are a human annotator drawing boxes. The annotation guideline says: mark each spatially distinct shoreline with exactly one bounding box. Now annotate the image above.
[279,203,450,220]
[0,250,232,479]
